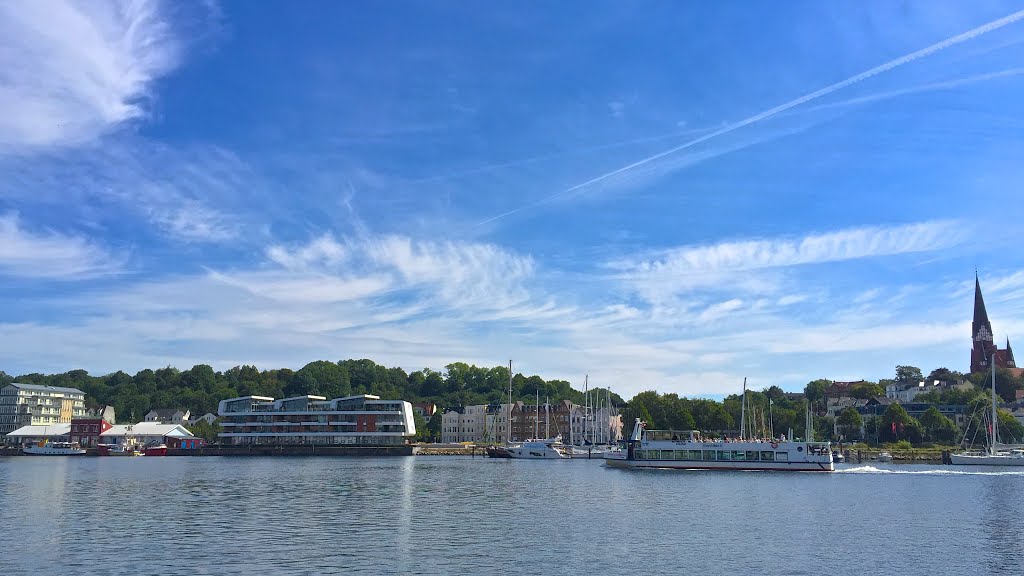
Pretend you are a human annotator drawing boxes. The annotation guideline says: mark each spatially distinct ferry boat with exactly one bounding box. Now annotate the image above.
[22,441,86,456]
[605,419,834,472]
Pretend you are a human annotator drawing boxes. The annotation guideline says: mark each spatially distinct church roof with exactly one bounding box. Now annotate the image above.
[974,274,991,330]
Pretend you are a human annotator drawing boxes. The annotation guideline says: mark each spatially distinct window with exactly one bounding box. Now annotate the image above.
[776,452,788,461]
[760,451,774,461]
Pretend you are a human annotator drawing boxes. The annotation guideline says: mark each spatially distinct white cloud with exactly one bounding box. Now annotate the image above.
[0,212,122,278]
[0,0,180,152]
[607,221,965,308]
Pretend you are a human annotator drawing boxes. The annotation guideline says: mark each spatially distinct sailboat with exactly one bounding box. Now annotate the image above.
[506,390,566,458]
[950,354,1024,466]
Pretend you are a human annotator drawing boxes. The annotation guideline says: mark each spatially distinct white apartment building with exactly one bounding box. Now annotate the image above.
[0,383,88,436]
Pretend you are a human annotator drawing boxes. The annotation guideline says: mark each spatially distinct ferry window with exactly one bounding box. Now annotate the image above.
[687,450,701,460]
[719,451,732,461]
[746,451,759,461]
[760,451,774,461]
[776,452,788,461]
[703,450,717,461]
[732,451,746,460]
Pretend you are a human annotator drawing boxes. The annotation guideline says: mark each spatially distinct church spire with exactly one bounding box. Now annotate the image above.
[973,274,993,342]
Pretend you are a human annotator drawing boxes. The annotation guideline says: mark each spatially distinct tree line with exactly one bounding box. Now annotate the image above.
[3,361,1021,446]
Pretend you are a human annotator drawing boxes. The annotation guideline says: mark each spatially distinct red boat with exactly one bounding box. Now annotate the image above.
[143,444,168,456]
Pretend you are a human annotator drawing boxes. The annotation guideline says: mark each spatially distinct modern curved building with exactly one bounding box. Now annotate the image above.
[217,394,416,446]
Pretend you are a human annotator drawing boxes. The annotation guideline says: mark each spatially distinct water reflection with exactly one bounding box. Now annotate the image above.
[1,458,1022,575]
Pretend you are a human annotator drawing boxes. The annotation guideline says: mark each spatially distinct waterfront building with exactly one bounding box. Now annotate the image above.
[217,394,416,446]
[145,409,191,424]
[440,404,508,443]
[0,383,87,437]
[5,423,72,447]
[100,422,196,447]
[971,275,1019,375]
[70,406,116,448]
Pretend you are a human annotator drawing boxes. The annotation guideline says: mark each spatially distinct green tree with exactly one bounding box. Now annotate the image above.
[879,403,922,444]
[998,409,1024,444]
[895,365,923,385]
[187,420,222,443]
[425,411,442,443]
[918,406,957,444]
[849,381,884,399]
[803,379,829,411]
[413,412,427,442]
[837,407,863,440]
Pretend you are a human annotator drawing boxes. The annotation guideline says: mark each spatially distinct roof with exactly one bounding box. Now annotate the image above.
[6,423,72,437]
[148,408,186,418]
[101,422,194,438]
[3,382,85,395]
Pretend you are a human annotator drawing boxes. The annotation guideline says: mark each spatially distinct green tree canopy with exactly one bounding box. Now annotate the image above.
[837,407,863,440]
[879,403,923,444]
[803,379,829,405]
[895,365,924,385]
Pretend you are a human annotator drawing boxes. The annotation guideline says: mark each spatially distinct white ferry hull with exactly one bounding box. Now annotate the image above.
[23,447,86,456]
[949,453,1024,466]
[604,457,833,472]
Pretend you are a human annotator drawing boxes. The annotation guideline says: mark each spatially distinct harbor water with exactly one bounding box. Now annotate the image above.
[1,456,1022,575]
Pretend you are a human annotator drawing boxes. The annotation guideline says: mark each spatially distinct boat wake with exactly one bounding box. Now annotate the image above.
[838,465,1024,476]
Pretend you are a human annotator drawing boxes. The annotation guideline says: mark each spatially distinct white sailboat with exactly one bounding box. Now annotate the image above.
[950,354,1024,466]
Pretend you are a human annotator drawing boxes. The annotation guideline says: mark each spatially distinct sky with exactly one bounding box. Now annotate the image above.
[2,1,1024,400]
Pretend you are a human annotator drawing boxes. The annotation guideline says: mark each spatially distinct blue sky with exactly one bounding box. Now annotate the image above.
[2,1,1024,399]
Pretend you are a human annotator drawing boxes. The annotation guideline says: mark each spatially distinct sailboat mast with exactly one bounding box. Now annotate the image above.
[545,396,550,440]
[508,360,513,444]
[991,353,997,456]
[740,377,747,441]
[534,389,539,440]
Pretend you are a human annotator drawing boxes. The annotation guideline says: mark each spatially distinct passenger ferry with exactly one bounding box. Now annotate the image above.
[605,419,834,472]
[22,441,86,456]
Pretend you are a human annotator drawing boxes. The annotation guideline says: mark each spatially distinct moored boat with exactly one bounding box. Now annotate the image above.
[950,353,1024,466]
[505,440,567,459]
[143,444,168,457]
[605,419,834,472]
[97,443,143,456]
[22,441,86,456]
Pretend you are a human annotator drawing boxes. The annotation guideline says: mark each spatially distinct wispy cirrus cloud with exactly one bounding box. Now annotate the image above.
[611,220,964,278]
[0,0,180,153]
[0,212,123,279]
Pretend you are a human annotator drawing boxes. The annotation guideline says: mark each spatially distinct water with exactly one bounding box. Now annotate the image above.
[1,457,1022,575]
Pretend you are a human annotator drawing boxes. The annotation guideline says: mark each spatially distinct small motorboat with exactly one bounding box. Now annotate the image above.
[876,451,893,462]
[97,443,142,456]
[832,450,846,463]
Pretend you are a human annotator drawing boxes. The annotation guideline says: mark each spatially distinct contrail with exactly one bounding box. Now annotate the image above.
[475,8,1024,227]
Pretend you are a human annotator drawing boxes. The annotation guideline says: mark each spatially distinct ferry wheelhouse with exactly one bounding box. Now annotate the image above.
[605,419,834,472]
[217,394,416,446]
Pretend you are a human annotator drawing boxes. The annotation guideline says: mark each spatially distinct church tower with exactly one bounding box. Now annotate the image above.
[971,275,1015,373]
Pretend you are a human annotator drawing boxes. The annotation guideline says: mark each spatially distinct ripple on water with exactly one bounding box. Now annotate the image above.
[1,456,1022,575]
